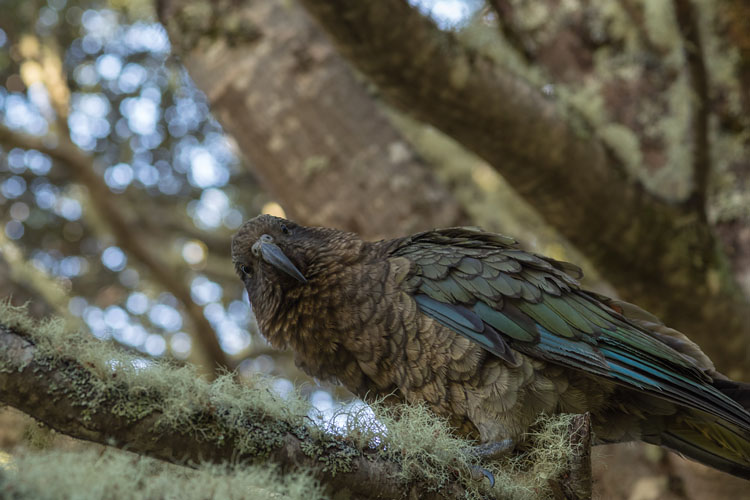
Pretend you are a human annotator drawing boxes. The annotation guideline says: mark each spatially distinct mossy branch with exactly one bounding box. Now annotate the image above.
[0,303,594,499]
[673,0,711,218]
[0,306,472,499]
[1,448,327,500]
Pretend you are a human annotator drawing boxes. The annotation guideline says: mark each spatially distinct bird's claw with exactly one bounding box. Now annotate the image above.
[470,465,496,487]
[466,439,514,488]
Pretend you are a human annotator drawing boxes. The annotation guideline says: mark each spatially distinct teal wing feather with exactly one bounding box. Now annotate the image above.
[393,227,750,430]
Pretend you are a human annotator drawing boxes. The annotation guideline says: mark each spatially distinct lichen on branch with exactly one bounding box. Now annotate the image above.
[0,301,589,499]
[0,448,325,500]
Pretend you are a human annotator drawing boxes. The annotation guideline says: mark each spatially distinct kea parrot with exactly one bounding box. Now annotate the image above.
[232,214,750,479]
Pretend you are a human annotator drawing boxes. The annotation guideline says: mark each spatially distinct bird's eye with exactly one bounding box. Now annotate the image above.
[240,264,251,276]
[280,224,290,235]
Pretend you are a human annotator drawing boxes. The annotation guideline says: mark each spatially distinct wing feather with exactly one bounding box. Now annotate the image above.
[394,227,750,429]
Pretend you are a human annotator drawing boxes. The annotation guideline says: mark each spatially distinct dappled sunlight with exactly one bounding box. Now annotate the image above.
[0,3,267,372]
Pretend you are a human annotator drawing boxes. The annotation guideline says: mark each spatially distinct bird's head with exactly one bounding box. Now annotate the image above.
[231,215,364,308]
[232,214,309,289]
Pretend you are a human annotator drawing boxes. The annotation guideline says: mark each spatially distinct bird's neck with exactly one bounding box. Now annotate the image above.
[254,243,393,386]
[254,240,373,350]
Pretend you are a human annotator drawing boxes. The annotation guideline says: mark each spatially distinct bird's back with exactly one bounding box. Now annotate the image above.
[383,227,750,477]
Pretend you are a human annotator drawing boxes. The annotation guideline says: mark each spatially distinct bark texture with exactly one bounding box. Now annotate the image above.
[157,0,466,240]
[295,0,750,377]
[549,413,592,500]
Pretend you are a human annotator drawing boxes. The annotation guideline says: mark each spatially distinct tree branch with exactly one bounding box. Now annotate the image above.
[296,0,639,239]
[673,0,711,219]
[552,413,592,500]
[485,0,536,63]
[0,307,596,499]
[0,124,230,373]
[0,317,478,500]
[296,0,750,376]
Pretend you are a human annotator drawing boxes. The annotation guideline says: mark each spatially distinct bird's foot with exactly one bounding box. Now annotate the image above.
[470,438,515,461]
[466,439,515,488]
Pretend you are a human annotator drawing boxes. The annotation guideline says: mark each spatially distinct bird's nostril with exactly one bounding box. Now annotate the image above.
[261,234,273,243]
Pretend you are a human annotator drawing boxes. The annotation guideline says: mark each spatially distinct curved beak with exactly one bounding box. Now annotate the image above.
[254,238,307,284]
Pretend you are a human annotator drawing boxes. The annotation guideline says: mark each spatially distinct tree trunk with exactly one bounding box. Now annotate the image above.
[156,0,467,240]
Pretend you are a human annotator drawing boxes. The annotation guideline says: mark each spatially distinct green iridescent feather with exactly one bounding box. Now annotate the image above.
[394,227,750,433]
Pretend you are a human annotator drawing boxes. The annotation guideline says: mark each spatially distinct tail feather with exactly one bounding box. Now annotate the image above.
[712,378,750,411]
[654,411,750,479]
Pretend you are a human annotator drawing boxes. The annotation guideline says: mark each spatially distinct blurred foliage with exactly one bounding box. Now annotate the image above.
[0,0,267,365]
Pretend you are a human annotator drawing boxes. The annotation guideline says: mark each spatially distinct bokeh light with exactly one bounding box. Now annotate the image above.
[101,246,127,271]
[0,0,345,433]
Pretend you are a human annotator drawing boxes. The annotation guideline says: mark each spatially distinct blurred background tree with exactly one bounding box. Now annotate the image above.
[1,0,749,498]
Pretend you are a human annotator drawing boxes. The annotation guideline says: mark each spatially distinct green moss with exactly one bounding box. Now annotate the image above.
[0,448,326,500]
[457,10,545,88]
[0,300,311,460]
[649,73,692,199]
[558,80,608,137]
[373,402,474,485]
[325,400,476,488]
[299,435,358,476]
[303,155,331,177]
[639,0,680,53]
[599,123,643,174]
[324,401,583,499]
[488,414,582,500]
[596,1,640,52]
[21,421,56,450]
